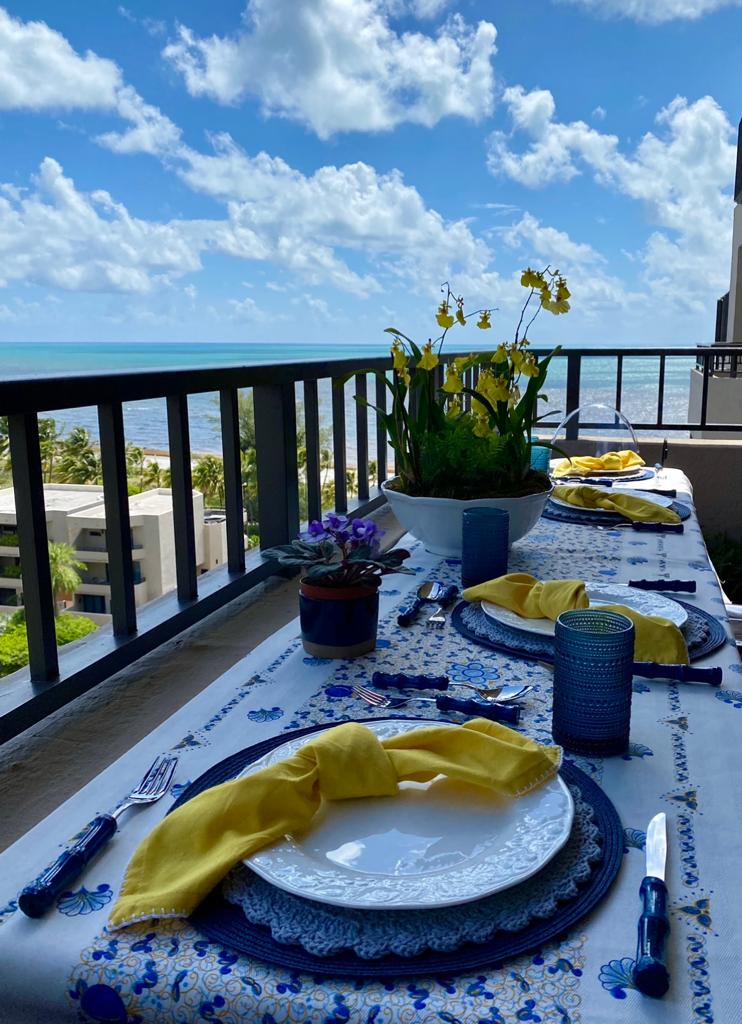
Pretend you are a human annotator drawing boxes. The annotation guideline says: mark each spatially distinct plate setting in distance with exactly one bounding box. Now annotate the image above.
[549,487,674,513]
[482,581,687,638]
[238,720,573,910]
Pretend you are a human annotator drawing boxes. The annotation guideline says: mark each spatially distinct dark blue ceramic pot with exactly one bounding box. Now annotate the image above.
[299,580,380,658]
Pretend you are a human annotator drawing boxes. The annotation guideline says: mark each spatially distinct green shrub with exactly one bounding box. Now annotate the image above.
[0,565,21,578]
[0,613,98,675]
[0,533,18,547]
[705,532,742,603]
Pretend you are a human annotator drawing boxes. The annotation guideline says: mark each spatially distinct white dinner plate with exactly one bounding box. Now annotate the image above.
[239,719,574,910]
[550,487,674,512]
[482,581,688,637]
[550,459,645,478]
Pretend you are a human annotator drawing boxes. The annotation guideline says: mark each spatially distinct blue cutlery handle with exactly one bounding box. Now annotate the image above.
[435,694,520,725]
[631,522,684,533]
[397,597,423,627]
[634,876,670,998]
[633,662,722,685]
[628,579,696,593]
[588,478,613,487]
[18,814,117,918]
[372,671,449,691]
[437,584,459,608]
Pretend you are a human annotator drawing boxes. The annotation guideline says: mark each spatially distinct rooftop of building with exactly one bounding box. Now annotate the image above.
[0,483,104,515]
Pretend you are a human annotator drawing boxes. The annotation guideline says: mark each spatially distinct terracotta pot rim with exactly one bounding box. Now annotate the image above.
[299,578,380,601]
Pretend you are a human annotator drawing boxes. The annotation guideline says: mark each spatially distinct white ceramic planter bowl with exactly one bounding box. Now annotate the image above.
[381,479,553,557]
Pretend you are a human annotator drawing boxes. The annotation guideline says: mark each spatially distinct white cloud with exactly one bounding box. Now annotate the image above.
[117,6,166,36]
[0,158,206,293]
[557,0,742,22]
[162,0,496,137]
[227,296,270,322]
[488,90,735,311]
[0,6,121,110]
[592,105,606,120]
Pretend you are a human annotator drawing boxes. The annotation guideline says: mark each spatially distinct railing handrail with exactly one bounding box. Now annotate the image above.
[1,346,741,415]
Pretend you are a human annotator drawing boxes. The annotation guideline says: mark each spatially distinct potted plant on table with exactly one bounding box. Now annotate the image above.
[262,514,413,658]
[364,267,571,556]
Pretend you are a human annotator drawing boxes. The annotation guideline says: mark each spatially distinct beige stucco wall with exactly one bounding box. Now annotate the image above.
[688,368,742,439]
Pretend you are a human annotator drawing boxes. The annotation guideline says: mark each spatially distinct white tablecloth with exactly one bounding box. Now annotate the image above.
[0,470,740,1023]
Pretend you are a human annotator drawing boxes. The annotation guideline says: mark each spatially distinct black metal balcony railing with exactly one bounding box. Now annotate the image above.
[1,345,741,744]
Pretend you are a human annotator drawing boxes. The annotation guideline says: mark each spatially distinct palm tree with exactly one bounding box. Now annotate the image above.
[142,459,164,489]
[57,427,101,484]
[125,444,145,491]
[47,542,85,615]
[192,454,225,507]
[38,417,63,482]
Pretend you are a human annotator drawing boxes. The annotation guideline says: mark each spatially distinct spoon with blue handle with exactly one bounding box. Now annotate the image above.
[397,581,457,626]
[634,812,670,998]
[633,663,722,685]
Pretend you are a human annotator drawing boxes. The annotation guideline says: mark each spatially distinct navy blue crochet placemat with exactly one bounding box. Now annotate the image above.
[172,717,623,978]
[552,467,656,484]
[542,498,691,528]
[451,597,725,665]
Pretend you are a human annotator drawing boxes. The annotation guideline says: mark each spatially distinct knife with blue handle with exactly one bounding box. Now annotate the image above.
[436,693,520,725]
[628,579,696,593]
[633,663,721,685]
[634,812,670,998]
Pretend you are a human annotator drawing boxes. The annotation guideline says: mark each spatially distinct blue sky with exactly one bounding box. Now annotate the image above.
[0,0,741,350]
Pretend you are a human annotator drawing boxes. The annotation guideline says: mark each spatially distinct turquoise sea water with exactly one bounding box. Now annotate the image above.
[0,341,697,453]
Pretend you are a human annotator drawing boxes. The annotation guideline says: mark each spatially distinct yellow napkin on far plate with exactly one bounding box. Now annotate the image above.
[599,604,688,665]
[552,450,644,477]
[553,484,681,525]
[108,719,561,930]
[463,572,589,620]
[463,573,688,665]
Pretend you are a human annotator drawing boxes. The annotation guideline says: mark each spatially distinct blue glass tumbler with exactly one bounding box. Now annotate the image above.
[530,445,550,473]
[552,609,635,756]
[461,508,509,590]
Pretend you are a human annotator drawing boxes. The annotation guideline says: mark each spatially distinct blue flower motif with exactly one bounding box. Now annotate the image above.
[599,957,637,998]
[448,661,497,684]
[626,556,649,565]
[325,684,353,698]
[303,655,332,666]
[677,897,712,930]
[716,689,742,708]
[624,828,646,851]
[57,884,113,916]
[376,638,391,648]
[173,732,203,749]
[598,568,617,576]
[246,706,284,722]
[727,663,742,675]
[632,680,651,693]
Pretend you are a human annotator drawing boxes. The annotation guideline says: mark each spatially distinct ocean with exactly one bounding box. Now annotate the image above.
[0,341,697,455]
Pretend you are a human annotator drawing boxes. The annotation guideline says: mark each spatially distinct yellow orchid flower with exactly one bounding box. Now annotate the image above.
[521,354,540,378]
[491,343,507,365]
[509,384,521,408]
[473,415,490,437]
[510,347,525,371]
[400,367,411,387]
[442,365,464,394]
[490,376,510,403]
[556,278,571,302]
[436,302,455,329]
[521,268,544,290]
[453,355,470,373]
[446,396,462,418]
[456,303,466,326]
[542,296,571,315]
[477,310,492,329]
[391,340,407,372]
[417,340,439,371]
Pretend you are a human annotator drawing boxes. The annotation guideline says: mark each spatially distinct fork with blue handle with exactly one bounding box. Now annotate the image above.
[18,753,178,918]
[353,685,521,725]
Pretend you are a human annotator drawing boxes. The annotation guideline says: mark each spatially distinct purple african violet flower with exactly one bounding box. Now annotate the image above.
[350,518,383,542]
[306,520,327,537]
[323,513,349,532]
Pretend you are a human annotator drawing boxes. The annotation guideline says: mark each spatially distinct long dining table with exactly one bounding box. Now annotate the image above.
[0,469,740,1024]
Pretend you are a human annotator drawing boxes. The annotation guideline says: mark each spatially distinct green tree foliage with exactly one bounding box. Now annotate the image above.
[0,612,97,675]
[56,426,102,484]
[47,541,85,613]
[192,454,225,507]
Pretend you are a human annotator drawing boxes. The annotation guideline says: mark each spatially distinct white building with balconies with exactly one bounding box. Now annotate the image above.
[0,484,228,618]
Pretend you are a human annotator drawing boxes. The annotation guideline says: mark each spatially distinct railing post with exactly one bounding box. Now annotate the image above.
[565,353,581,439]
[254,382,300,547]
[375,374,388,487]
[355,374,369,502]
[700,352,711,429]
[7,413,58,680]
[614,355,623,412]
[656,355,666,426]
[219,388,246,574]
[303,379,322,523]
[166,394,198,602]
[331,377,348,513]
[98,402,137,635]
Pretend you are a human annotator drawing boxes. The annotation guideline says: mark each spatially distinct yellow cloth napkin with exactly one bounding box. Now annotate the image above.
[463,573,688,665]
[108,719,561,930]
[599,604,689,665]
[463,572,589,620]
[553,484,680,525]
[552,450,644,477]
